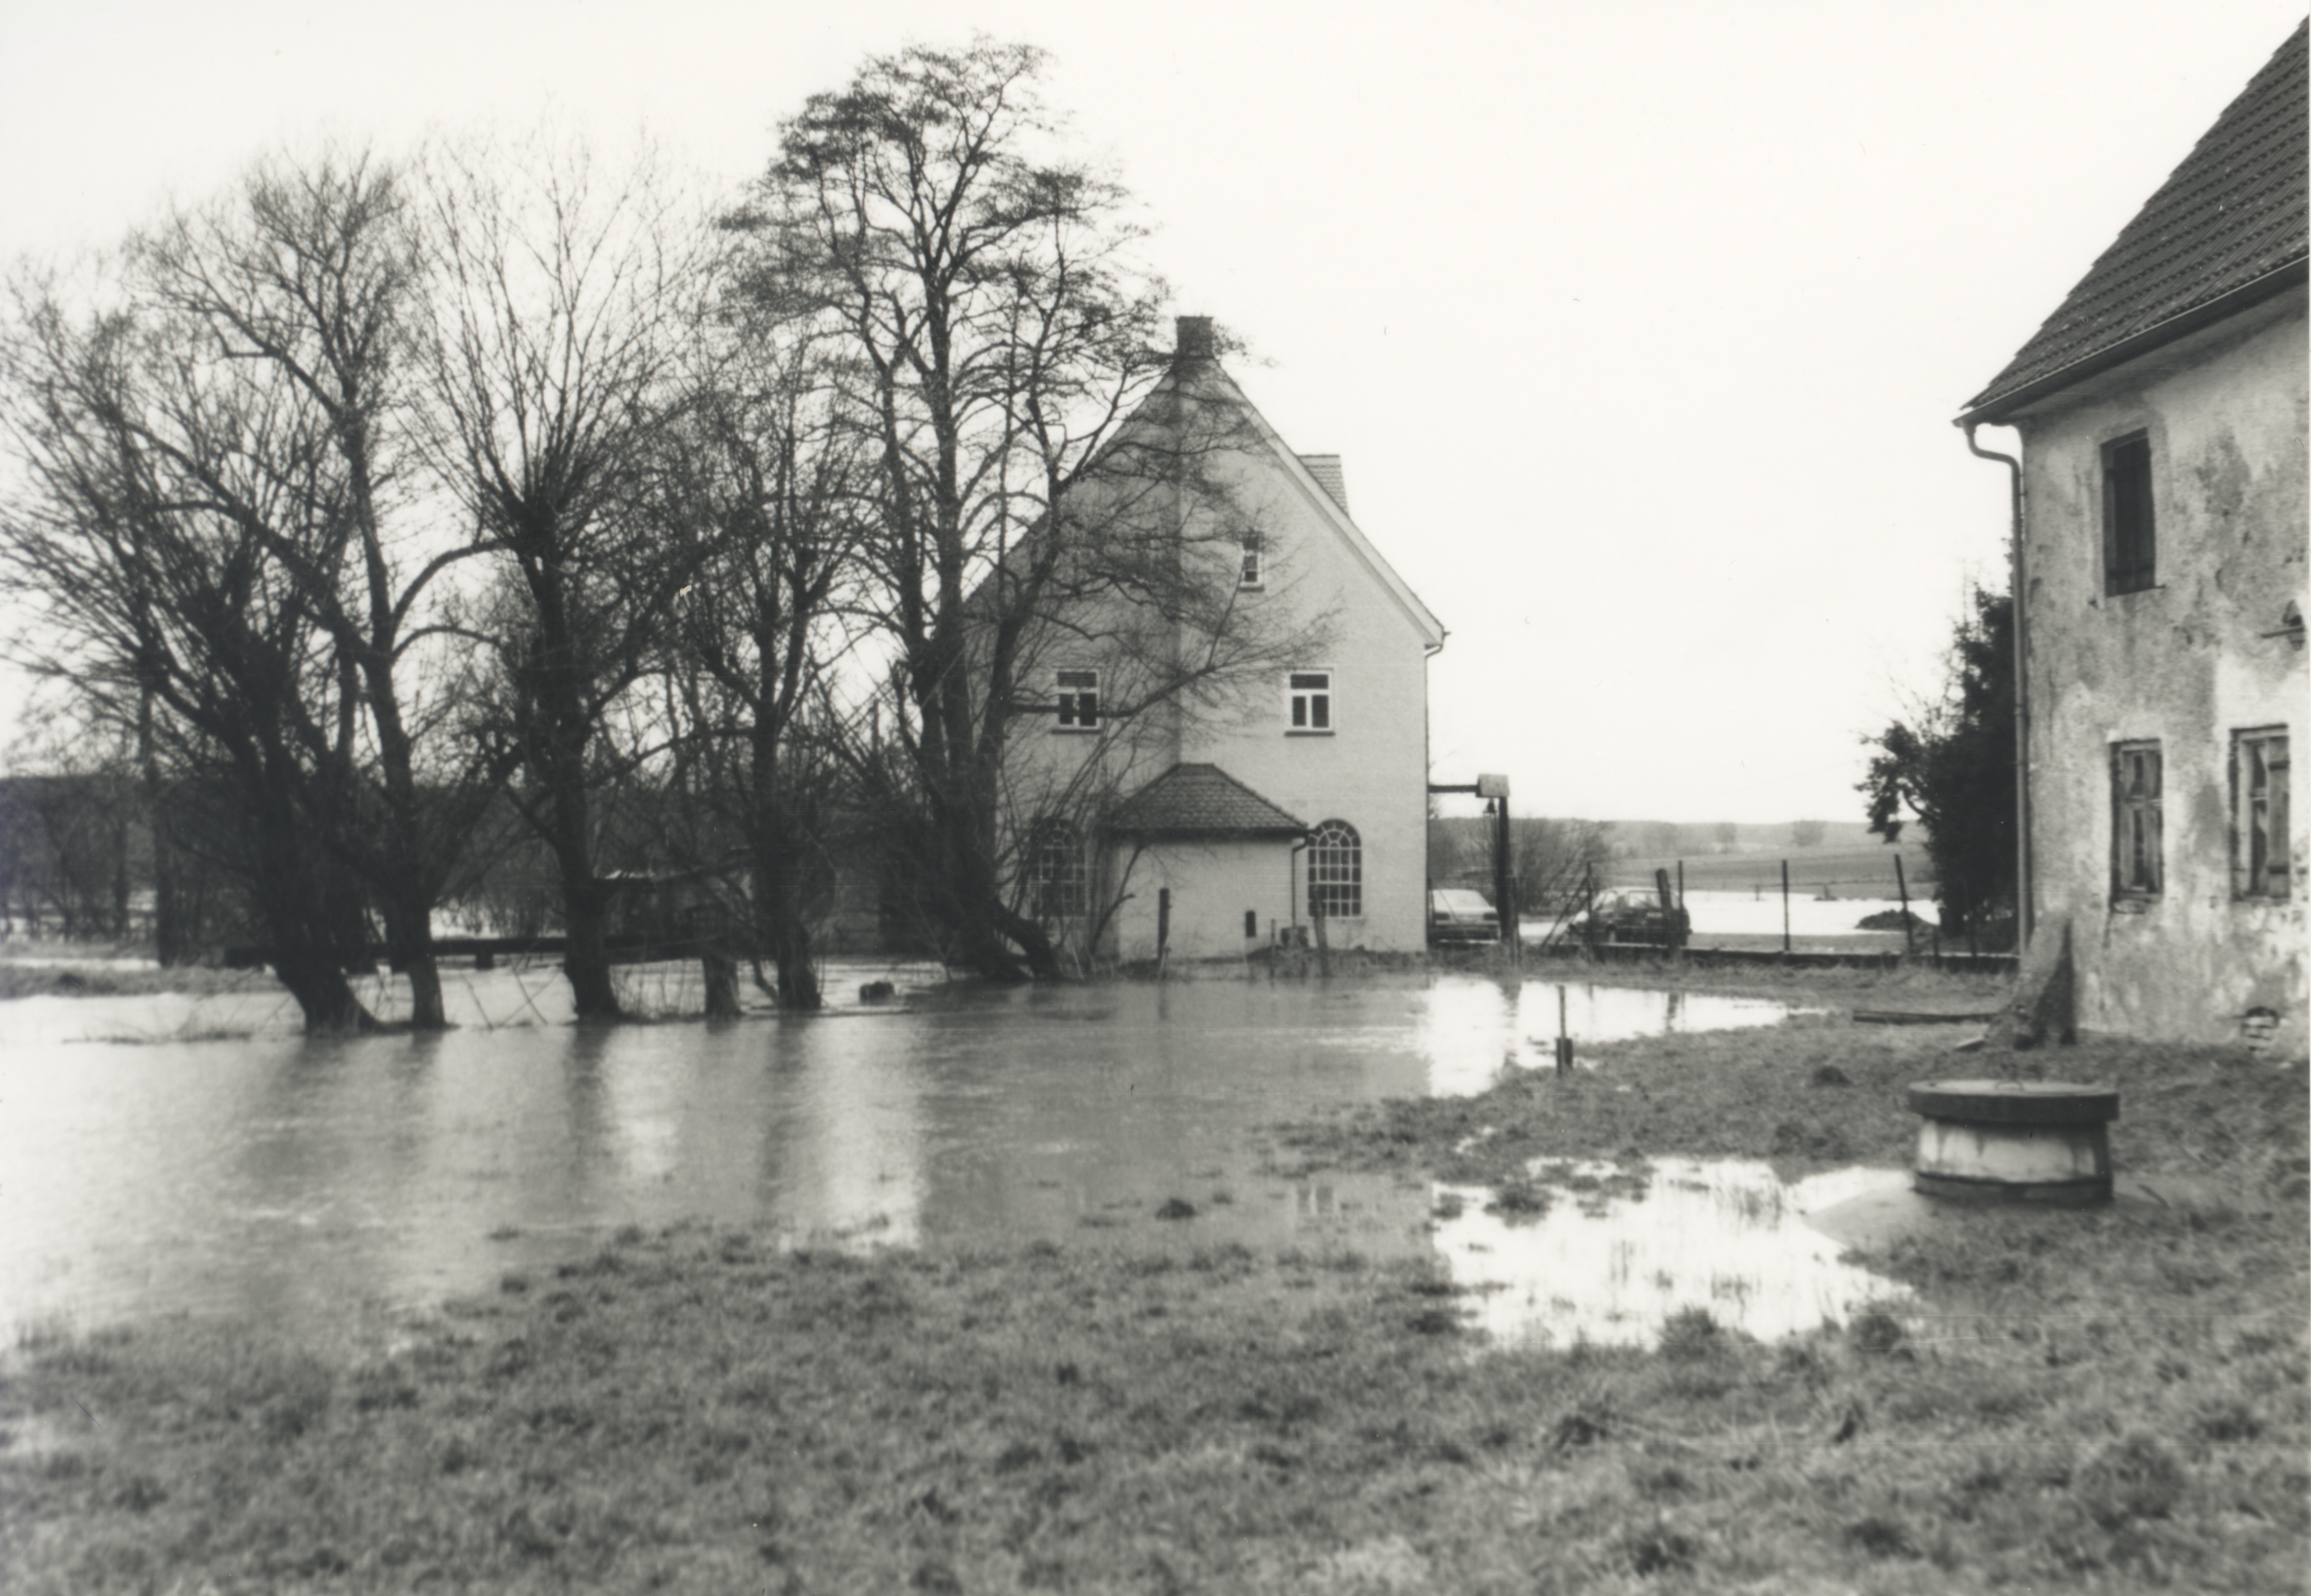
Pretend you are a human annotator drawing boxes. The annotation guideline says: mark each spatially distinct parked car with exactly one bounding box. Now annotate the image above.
[1428,888,1500,946]
[1576,892,1691,947]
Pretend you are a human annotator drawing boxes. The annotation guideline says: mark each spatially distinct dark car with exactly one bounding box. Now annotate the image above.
[1578,892,1691,947]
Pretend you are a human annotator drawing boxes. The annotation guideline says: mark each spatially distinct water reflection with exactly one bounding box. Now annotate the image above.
[1434,1158,1911,1347]
[1419,980,1820,1095]
[0,971,1821,1345]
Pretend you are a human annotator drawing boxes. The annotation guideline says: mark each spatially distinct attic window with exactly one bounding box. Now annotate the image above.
[1055,670,1099,732]
[2103,433,2156,595]
[1239,529,1263,588]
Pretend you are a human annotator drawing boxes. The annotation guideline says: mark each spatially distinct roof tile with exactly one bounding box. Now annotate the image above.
[1106,763,1308,836]
[1966,20,2308,416]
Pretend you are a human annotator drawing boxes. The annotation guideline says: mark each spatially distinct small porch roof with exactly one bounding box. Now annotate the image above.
[1106,763,1308,838]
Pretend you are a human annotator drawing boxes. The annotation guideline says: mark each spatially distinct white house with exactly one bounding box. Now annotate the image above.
[1007,316,1446,962]
[1957,22,2306,1055]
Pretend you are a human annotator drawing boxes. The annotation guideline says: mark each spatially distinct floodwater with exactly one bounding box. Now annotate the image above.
[1437,1160,1910,1347]
[1526,891,1915,946]
[0,964,1894,1351]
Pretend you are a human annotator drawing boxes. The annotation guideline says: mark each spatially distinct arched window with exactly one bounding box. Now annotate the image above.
[1307,819,1362,920]
[1030,824,1088,921]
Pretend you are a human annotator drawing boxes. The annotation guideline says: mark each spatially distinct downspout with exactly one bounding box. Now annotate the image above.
[1289,833,1311,943]
[1964,421,2032,951]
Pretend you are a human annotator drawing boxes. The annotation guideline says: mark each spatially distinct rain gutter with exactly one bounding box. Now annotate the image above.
[1956,259,2308,427]
[1963,421,2031,953]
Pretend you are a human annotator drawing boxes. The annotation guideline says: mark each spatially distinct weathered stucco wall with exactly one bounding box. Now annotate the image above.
[2013,288,2308,1053]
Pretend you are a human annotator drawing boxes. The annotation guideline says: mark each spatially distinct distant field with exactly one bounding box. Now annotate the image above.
[1594,841,1934,898]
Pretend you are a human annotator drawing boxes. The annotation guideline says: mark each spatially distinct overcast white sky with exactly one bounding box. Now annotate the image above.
[1,0,2302,822]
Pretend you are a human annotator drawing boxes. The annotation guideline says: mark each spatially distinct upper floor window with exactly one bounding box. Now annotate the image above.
[1287,670,1332,734]
[2112,740,2163,901]
[2234,728,2291,901]
[1239,529,1263,588]
[2103,432,2156,595]
[1055,669,1099,732]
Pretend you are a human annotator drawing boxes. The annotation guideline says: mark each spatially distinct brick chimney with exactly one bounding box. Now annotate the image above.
[1173,315,1215,364]
[1298,454,1348,514]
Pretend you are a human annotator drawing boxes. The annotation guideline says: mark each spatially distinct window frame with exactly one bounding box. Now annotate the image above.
[1053,668,1100,734]
[1306,818,1362,921]
[2231,727,2291,901]
[2102,431,2158,596]
[1238,528,1264,589]
[2110,739,2164,903]
[1286,668,1334,735]
[1028,823,1089,922]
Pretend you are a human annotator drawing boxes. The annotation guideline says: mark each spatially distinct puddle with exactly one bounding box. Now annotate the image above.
[1433,1158,1911,1347]
[1421,981,1821,1096]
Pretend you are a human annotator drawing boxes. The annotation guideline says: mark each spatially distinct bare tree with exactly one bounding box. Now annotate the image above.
[135,150,509,1026]
[743,40,1319,979]
[418,135,711,1019]
[648,314,867,1010]
[0,264,378,1028]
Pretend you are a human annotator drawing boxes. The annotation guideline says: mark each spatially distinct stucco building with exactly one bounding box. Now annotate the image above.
[1958,22,2307,1054]
[1007,316,1444,962]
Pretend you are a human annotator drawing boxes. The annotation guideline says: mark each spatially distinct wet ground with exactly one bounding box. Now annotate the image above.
[0,962,1905,1351]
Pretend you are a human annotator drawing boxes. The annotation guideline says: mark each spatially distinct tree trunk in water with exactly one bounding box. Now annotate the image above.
[137,693,191,967]
[378,892,448,1030]
[703,952,740,1018]
[273,956,375,1033]
[751,838,823,1012]
[560,874,623,1020]
[539,754,622,1021]
[934,790,1060,982]
[772,923,820,1010]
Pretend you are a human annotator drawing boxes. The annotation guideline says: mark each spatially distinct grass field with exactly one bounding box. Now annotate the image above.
[4,966,2304,1594]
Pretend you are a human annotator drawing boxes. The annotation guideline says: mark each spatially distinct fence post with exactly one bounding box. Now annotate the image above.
[1894,853,1914,955]
[1781,860,1792,957]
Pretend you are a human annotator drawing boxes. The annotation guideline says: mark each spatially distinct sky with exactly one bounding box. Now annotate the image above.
[0,0,2302,824]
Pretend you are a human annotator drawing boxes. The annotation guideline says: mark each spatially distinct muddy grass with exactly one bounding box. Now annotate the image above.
[4,969,2306,1594]
[1272,993,2309,1198]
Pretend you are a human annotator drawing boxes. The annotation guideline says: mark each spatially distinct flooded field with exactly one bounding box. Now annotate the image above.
[0,964,1894,1350]
[1525,890,1917,949]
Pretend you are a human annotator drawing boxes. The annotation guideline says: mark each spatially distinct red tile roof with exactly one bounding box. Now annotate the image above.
[1106,763,1308,836]
[1964,20,2308,420]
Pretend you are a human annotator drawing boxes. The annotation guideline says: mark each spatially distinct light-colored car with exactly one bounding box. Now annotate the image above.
[1428,888,1500,945]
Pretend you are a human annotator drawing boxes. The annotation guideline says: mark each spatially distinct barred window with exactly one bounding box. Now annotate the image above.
[2112,742,2163,900]
[1307,818,1362,920]
[2234,728,2291,900]
[1030,824,1087,921]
